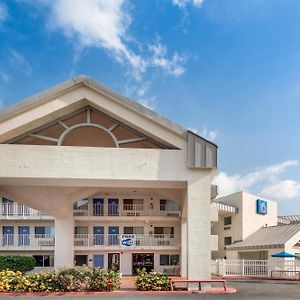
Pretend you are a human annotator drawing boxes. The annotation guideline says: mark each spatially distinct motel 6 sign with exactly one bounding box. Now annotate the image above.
[120,234,136,248]
[256,199,268,215]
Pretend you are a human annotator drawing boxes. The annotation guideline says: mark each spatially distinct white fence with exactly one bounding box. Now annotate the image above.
[212,259,300,278]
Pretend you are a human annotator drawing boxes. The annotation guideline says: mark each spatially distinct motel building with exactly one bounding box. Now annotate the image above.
[211,191,300,260]
[0,76,218,278]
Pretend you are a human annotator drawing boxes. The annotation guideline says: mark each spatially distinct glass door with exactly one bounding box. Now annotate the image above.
[108,253,120,271]
[18,226,30,246]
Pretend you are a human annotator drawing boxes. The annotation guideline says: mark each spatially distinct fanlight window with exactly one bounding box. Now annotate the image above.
[10,107,168,149]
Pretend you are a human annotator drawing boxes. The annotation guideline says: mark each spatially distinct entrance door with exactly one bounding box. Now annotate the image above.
[108,253,120,271]
[18,226,30,246]
[74,255,88,266]
[3,226,14,246]
[93,255,104,268]
[93,226,104,245]
[93,198,104,216]
[132,253,154,275]
[108,226,119,246]
[108,199,119,216]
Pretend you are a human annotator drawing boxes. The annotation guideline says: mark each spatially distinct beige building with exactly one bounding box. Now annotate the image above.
[212,191,300,260]
[0,76,218,279]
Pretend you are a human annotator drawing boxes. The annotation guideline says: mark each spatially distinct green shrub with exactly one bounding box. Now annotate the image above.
[56,266,93,292]
[0,256,35,273]
[91,268,121,291]
[0,266,121,293]
[135,268,170,291]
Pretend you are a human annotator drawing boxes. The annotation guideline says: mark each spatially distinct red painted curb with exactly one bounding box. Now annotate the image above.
[0,287,237,296]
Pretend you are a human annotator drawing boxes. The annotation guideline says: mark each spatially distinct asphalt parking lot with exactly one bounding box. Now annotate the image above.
[0,280,299,300]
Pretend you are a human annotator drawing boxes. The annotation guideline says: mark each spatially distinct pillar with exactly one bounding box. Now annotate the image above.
[54,213,74,268]
[187,177,211,289]
[181,195,188,278]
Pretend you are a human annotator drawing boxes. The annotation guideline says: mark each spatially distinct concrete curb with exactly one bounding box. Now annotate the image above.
[0,287,237,296]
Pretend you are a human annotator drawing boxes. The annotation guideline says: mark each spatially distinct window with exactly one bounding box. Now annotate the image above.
[123,227,144,234]
[160,200,180,211]
[224,237,232,246]
[33,255,53,267]
[74,226,88,234]
[154,227,174,235]
[160,255,180,266]
[224,216,232,226]
[73,199,88,210]
[35,226,54,236]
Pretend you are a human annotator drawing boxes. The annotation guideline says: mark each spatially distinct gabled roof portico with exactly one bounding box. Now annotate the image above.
[0,76,217,283]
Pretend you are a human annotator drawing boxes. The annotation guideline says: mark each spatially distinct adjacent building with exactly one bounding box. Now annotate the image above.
[212,191,300,260]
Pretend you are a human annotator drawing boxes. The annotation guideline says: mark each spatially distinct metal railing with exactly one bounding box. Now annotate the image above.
[0,203,181,219]
[73,204,181,217]
[212,259,300,278]
[0,234,180,249]
[1,234,55,248]
[0,204,50,218]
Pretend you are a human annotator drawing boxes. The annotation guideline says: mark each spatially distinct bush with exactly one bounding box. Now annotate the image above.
[0,266,121,293]
[56,266,93,292]
[91,268,121,291]
[0,256,35,273]
[26,272,61,292]
[135,268,170,291]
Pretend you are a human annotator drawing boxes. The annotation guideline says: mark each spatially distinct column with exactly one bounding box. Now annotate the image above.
[181,195,188,278]
[187,177,211,289]
[54,213,74,268]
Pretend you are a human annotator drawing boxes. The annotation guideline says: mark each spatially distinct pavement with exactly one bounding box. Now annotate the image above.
[0,279,299,299]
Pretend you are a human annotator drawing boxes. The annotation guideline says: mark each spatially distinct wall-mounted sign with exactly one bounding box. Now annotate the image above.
[120,234,136,248]
[256,199,267,215]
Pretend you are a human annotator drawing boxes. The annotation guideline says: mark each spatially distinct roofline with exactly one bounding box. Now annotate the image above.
[0,75,218,146]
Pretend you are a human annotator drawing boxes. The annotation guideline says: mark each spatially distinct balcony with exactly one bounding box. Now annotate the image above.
[0,234,180,250]
[0,203,181,220]
[0,204,52,219]
[1,234,55,250]
[73,204,181,218]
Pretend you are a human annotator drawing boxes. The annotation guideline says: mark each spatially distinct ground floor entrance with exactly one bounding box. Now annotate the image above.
[132,253,154,274]
[108,253,120,271]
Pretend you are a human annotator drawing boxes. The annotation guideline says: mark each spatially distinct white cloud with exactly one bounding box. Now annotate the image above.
[0,3,8,25]
[188,126,219,141]
[9,49,32,75]
[262,180,300,201]
[0,69,11,83]
[37,0,186,79]
[172,0,204,8]
[214,160,299,200]
[149,43,186,77]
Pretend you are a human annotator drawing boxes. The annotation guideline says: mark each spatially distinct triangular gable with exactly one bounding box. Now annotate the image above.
[0,76,187,149]
[9,106,170,149]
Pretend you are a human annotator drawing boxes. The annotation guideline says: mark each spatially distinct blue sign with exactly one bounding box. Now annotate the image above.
[256,199,267,215]
[120,235,136,248]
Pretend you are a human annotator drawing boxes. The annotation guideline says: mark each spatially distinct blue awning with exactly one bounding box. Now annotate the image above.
[271,251,296,258]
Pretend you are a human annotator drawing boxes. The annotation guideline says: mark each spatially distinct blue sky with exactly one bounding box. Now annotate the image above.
[0,0,300,214]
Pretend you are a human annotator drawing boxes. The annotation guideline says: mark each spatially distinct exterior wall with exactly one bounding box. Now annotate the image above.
[212,191,278,259]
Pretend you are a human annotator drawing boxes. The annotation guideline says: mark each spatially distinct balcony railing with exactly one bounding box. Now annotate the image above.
[1,234,55,248]
[1,234,180,249]
[74,204,181,218]
[0,204,50,218]
[0,203,181,219]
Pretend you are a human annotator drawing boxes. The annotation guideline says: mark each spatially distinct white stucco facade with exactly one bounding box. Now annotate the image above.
[0,76,218,279]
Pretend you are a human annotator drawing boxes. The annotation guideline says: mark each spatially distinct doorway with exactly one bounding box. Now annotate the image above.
[132,253,154,275]
[74,255,88,266]
[108,253,120,271]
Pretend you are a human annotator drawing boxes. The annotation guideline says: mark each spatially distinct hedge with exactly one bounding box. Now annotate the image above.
[0,256,35,273]
[0,266,121,293]
[135,268,171,291]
